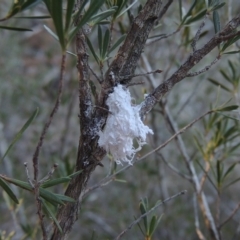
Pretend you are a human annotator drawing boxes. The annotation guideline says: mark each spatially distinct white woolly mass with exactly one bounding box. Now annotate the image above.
[98,85,153,165]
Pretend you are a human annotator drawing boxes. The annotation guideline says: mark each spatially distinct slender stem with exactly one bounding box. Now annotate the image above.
[32,54,66,181]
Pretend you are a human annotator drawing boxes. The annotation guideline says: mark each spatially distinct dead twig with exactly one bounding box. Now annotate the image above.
[32,54,66,181]
[219,202,240,229]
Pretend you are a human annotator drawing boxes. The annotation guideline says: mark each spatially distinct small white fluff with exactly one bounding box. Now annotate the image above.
[98,84,153,165]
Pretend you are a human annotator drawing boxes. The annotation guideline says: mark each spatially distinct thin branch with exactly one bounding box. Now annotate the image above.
[126,81,144,87]
[157,0,173,22]
[88,63,102,83]
[120,69,162,82]
[38,163,58,184]
[186,55,221,77]
[34,184,47,240]
[194,194,207,240]
[32,54,66,181]
[199,161,211,194]
[157,152,191,180]
[140,14,240,118]
[147,28,180,45]
[115,190,187,240]
[219,202,240,229]
[24,162,34,188]
[191,14,209,52]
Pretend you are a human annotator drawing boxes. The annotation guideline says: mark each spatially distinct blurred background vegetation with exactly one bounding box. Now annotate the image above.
[0,0,240,239]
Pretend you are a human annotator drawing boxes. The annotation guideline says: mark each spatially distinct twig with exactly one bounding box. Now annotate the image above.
[38,163,58,184]
[158,0,174,21]
[186,55,221,77]
[107,20,114,67]
[114,190,187,240]
[33,181,46,240]
[199,161,211,194]
[219,202,240,229]
[147,28,180,45]
[194,194,206,240]
[191,14,209,52]
[88,63,102,83]
[24,162,34,188]
[126,81,144,87]
[81,178,113,199]
[176,81,202,115]
[120,69,162,82]
[157,152,191,180]
[32,54,66,182]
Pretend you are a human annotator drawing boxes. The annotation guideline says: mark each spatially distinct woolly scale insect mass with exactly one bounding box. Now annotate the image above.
[98,85,153,165]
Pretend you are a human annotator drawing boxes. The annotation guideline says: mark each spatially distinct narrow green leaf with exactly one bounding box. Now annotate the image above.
[90,9,116,25]
[224,177,240,189]
[1,108,38,162]
[67,170,83,179]
[40,188,65,205]
[213,10,220,33]
[216,105,239,112]
[222,34,240,52]
[66,51,77,57]
[41,177,71,188]
[116,0,137,19]
[135,216,145,236]
[109,34,126,53]
[181,0,197,25]
[185,9,207,25]
[223,50,240,55]
[0,178,19,204]
[69,0,105,42]
[216,160,222,186]
[102,29,110,58]
[139,199,148,232]
[114,179,127,183]
[86,37,100,63]
[223,163,237,181]
[223,125,237,139]
[212,2,226,11]
[113,0,128,18]
[42,199,62,233]
[178,0,182,21]
[14,16,51,19]
[0,176,32,191]
[228,60,236,79]
[151,214,163,235]
[55,194,75,203]
[0,0,42,21]
[65,0,75,32]
[98,25,103,57]
[219,69,232,83]
[207,78,232,92]
[44,25,59,41]
[0,25,32,31]
[44,0,65,50]
[193,136,205,156]
[149,215,157,236]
